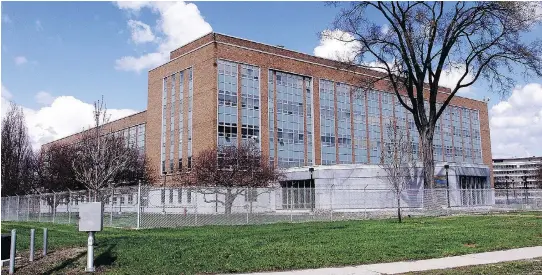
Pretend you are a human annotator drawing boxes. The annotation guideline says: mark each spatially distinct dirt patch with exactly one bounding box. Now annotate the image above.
[1,247,110,275]
[463,243,477,248]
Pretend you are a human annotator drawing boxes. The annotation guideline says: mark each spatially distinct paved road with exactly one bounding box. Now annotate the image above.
[232,246,542,275]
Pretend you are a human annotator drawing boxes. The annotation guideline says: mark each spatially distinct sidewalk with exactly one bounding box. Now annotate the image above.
[233,246,542,275]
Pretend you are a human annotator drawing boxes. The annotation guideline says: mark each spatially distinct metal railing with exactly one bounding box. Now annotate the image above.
[2,185,541,229]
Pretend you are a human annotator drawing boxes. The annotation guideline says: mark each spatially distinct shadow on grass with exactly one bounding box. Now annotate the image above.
[43,251,86,275]
[95,243,117,268]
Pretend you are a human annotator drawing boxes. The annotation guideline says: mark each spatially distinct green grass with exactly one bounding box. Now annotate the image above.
[401,258,542,275]
[2,212,542,274]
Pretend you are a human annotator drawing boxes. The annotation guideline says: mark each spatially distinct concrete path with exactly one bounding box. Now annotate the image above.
[233,246,542,275]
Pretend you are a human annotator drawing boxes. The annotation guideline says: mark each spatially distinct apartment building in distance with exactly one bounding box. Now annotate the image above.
[44,32,494,208]
[493,157,542,189]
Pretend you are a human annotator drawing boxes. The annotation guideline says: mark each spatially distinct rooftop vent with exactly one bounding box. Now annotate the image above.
[276,45,285,48]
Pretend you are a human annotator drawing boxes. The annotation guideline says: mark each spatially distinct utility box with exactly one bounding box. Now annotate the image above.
[78,202,103,232]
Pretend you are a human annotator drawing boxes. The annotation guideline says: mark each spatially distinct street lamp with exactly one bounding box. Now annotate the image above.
[444,164,450,208]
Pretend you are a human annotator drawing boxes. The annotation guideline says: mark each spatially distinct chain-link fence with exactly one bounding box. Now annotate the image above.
[2,185,541,229]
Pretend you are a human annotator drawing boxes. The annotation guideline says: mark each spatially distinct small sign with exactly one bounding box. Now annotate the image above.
[435,176,447,186]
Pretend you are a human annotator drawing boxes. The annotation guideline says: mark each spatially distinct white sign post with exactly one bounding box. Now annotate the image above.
[78,202,103,272]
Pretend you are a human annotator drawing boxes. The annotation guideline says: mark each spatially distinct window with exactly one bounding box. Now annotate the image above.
[354,88,368,163]
[177,188,182,203]
[120,196,125,205]
[268,70,310,168]
[161,189,165,204]
[337,83,352,164]
[241,64,261,146]
[187,189,192,203]
[281,180,315,209]
[218,60,239,146]
[113,197,117,205]
[128,194,133,204]
[169,189,174,204]
[319,79,336,165]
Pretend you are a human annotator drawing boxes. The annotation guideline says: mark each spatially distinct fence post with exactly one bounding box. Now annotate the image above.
[52,192,56,223]
[43,228,48,256]
[110,186,114,227]
[68,190,71,224]
[137,181,141,229]
[9,229,16,274]
[27,196,30,221]
[329,184,334,221]
[16,195,20,221]
[38,194,42,222]
[195,189,198,226]
[364,186,368,219]
[246,187,249,225]
[7,197,10,221]
[30,228,35,262]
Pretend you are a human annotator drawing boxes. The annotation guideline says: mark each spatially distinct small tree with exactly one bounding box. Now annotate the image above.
[1,102,35,196]
[72,97,147,201]
[175,142,283,215]
[35,143,83,212]
[380,120,417,223]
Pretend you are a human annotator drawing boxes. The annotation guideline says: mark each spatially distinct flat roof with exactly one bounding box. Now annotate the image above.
[493,157,542,163]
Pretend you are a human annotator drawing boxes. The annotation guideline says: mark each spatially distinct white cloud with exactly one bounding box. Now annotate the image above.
[35,20,43,31]
[490,83,542,158]
[115,1,213,73]
[14,56,28,65]
[314,29,361,62]
[1,85,138,150]
[438,64,475,95]
[127,19,155,44]
[34,91,56,106]
[3,14,12,24]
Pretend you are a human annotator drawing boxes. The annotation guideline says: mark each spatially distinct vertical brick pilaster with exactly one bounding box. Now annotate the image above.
[365,90,370,163]
[334,82,339,164]
[260,66,269,161]
[303,79,308,166]
[313,78,321,165]
[350,86,355,163]
[273,71,278,168]
[237,63,242,147]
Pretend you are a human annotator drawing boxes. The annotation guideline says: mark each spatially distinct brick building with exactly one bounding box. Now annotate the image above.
[44,33,493,205]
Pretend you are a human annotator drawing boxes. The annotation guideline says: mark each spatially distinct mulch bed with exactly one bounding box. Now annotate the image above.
[1,247,109,274]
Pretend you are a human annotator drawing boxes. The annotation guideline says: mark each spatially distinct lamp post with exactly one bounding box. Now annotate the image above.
[444,164,450,208]
[309,167,315,211]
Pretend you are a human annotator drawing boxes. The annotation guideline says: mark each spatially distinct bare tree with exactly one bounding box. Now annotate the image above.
[329,2,542,188]
[1,102,35,196]
[35,143,83,212]
[175,142,284,215]
[72,97,144,201]
[380,120,417,222]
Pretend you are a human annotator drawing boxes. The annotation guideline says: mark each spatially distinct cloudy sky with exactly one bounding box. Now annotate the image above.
[1,2,541,158]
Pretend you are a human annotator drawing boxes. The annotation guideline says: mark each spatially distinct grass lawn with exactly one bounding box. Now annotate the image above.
[401,257,542,275]
[2,212,542,274]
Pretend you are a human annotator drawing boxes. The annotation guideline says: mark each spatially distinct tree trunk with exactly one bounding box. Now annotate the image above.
[224,188,234,215]
[420,127,435,189]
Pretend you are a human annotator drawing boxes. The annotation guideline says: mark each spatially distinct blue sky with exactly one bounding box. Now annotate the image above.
[1,1,542,157]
